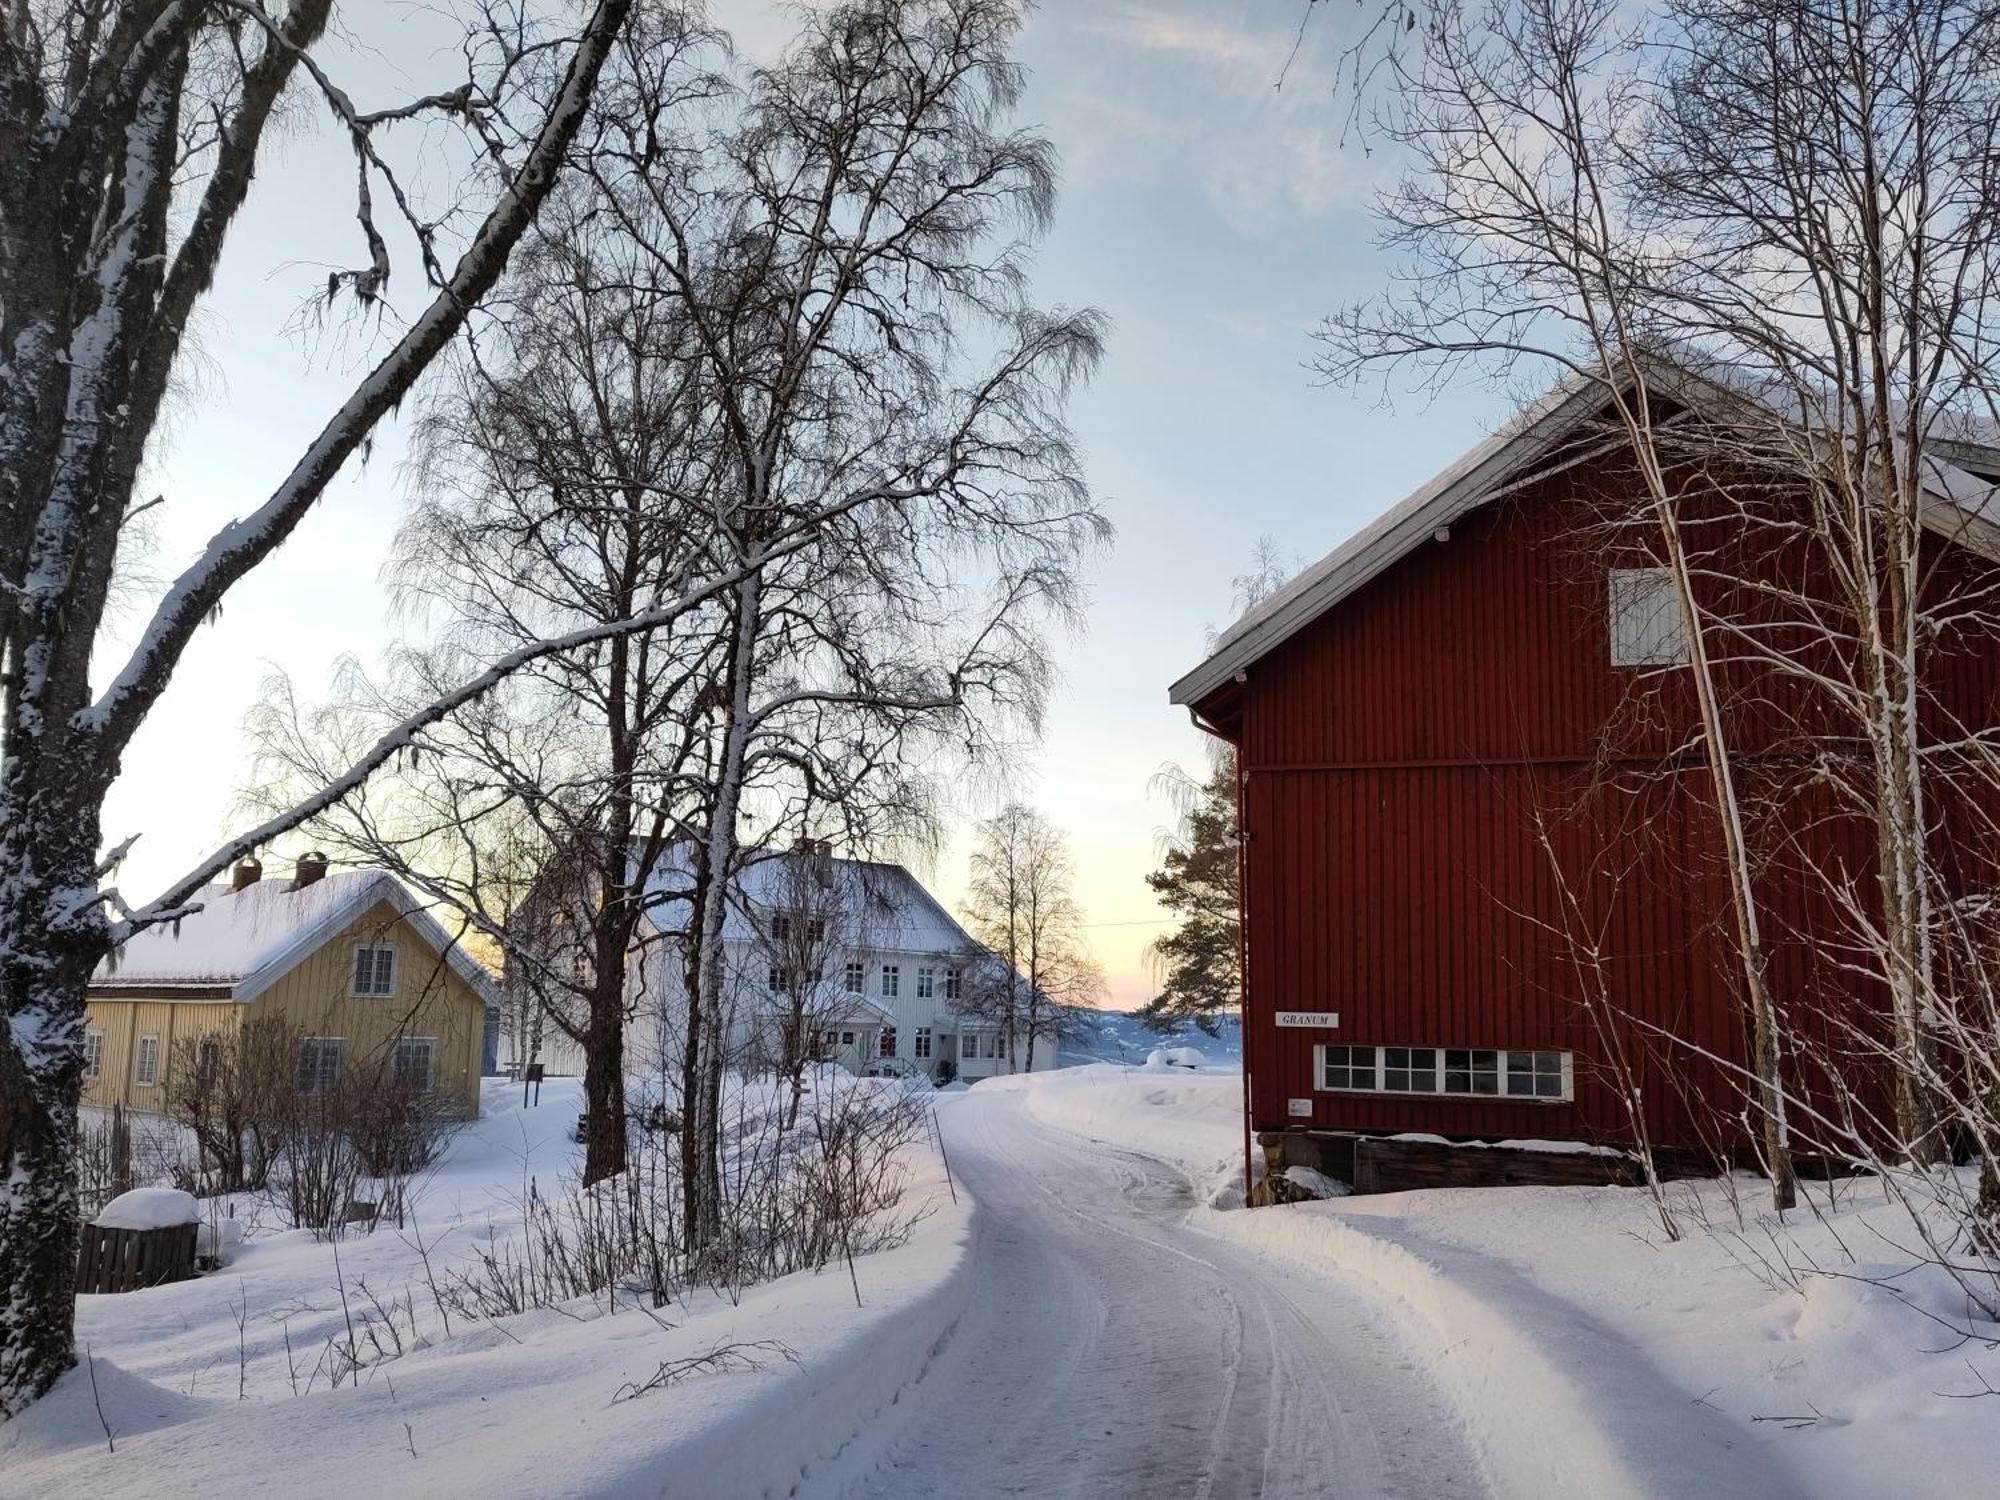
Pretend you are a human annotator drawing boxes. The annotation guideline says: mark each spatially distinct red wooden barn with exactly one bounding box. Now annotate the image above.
[1170,368,2000,1172]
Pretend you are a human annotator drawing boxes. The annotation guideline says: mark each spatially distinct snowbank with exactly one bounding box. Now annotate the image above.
[93,1188,197,1230]
[6,1078,976,1499]
[1143,1045,1204,1070]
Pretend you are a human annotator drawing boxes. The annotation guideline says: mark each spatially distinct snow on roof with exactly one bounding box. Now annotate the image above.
[637,846,984,956]
[1171,354,2000,709]
[93,869,498,1006]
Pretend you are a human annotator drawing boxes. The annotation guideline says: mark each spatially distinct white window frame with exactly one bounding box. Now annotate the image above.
[844,961,865,994]
[296,1037,345,1096]
[960,1031,978,1060]
[1608,567,1688,668]
[943,967,963,1001]
[84,1030,104,1081]
[351,942,399,998]
[1315,1044,1572,1102]
[195,1035,223,1089]
[838,1029,856,1049]
[880,964,900,998]
[916,966,935,999]
[391,1037,438,1093]
[767,964,789,992]
[133,1033,160,1087]
[914,1027,932,1060]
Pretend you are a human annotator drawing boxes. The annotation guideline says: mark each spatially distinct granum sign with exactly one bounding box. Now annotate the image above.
[1273,1011,1339,1028]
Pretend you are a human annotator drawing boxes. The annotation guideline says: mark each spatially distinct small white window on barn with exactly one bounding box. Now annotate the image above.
[196,1036,223,1089]
[84,1031,104,1080]
[1319,1045,1377,1091]
[295,1037,344,1096]
[133,1034,160,1087]
[352,944,398,997]
[1608,567,1688,667]
[1506,1049,1570,1100]
[391,1038,437,1093]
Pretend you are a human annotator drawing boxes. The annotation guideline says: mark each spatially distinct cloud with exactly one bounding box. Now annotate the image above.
[1090,5,1292,75]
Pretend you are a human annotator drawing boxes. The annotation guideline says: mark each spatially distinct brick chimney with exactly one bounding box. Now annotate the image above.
[231,857,262,892]
[292,851,329,890]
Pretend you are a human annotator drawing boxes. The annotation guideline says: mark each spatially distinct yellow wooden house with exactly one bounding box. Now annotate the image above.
[85,855,496,1116]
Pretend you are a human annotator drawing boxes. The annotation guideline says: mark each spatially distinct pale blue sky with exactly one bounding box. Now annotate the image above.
[103,0,1508,1006]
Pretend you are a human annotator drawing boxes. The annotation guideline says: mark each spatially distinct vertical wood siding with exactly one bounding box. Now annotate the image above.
[1217,454,2000,1149]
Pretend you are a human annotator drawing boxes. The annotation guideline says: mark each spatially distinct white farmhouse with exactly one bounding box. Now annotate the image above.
[527,843,1063,1084]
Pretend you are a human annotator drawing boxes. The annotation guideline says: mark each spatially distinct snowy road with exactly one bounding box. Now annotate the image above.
[812,1090,1486,1500]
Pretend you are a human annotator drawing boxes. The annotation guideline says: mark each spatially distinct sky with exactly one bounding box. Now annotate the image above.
[100,0,1509,1009]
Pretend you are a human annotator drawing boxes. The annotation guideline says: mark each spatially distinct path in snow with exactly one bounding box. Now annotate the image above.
[810,1090,1486,1500]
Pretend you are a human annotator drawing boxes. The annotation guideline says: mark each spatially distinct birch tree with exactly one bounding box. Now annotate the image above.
[247,0,1104,1250]
[961,803,1099,1070]
[0,0,688,1415]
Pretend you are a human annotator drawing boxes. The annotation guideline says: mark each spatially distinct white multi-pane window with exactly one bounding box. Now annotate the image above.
[914,1027,932,1059]
[960,1032,978,1060]
[1382,1046,1438,1092]
[133,1034,160,1087]
[196,1037,222,1088]
[881,965,900,998]
[996,1032,1007,1060]
[83,1031,103,1080]
[767,965,789,991]
[839,1030,856,1048]
[295,1037,344,1096]
[1443,1049,1501,1096]
[916,966,935,999]
[943,967,963,1001]
[772,914,792,942]
[844,961,865,994]
[1317,1045,1572,1101]
[981,1034,1000,1060]
[1506,1050,1569,1099]
[391,1038,437,1093]
[1319,1045,1376,1090]
[351,943,397,997]
[1608,567,1688,667]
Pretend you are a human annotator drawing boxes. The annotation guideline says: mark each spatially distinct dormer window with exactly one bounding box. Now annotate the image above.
[352,944,397,997]
[1609,567,1688,667]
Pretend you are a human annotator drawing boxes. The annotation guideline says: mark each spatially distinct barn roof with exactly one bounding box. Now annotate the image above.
[92,869,500,1006]
[1170,356,2000,711]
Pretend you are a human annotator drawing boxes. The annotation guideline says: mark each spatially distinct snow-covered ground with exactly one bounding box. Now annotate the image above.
[17,1063,1996,1498]
[6,1078,972,1499]
[997,1064,2000,1500]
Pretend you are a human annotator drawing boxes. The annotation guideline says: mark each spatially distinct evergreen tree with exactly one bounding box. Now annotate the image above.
[1140,759,1240,1037]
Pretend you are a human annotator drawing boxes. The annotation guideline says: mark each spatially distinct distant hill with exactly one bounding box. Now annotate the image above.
[1059,1009,1242,1069]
